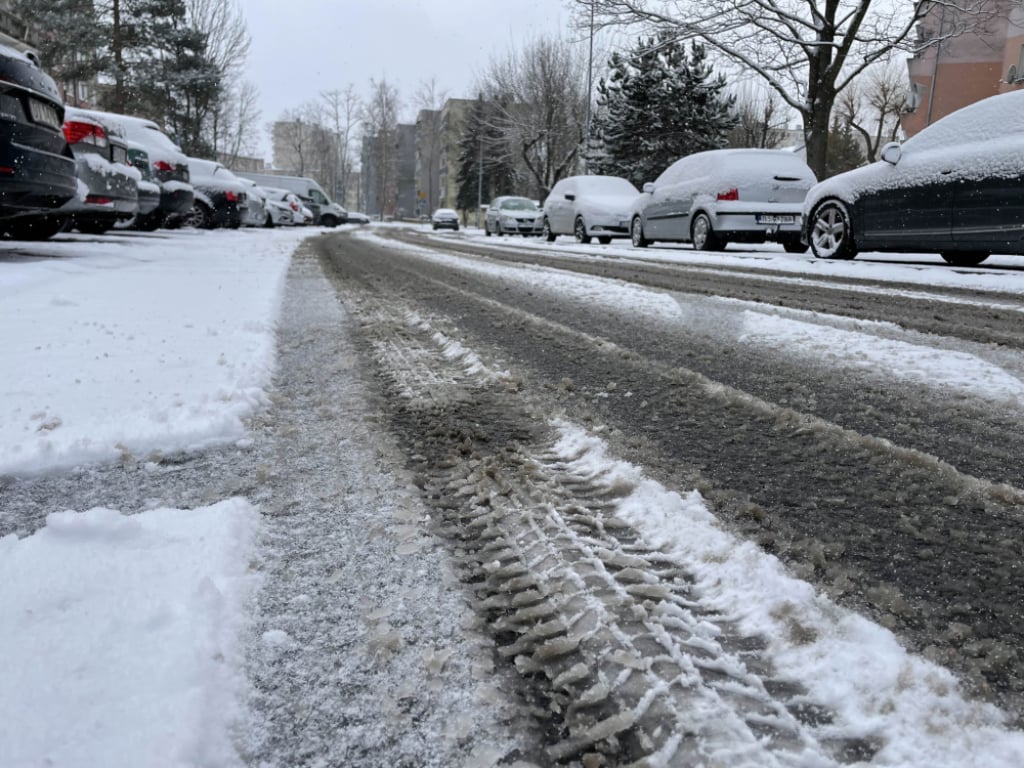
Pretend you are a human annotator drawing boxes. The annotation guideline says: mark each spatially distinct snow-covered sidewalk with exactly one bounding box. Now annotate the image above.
[0,228,301,766]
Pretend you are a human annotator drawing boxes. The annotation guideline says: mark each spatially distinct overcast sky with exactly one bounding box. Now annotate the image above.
[244,0,585,158]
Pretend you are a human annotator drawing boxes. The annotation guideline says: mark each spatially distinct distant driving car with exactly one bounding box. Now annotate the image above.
[61,107,139,234]
[484,196,542,236]
[542,175,639,244]
[629,149,816,252]
[431,207,459,230]
[803,90,1024,266]
[0,44,78,240]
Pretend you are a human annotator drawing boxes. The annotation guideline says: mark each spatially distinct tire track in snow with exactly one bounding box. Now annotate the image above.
[346,284,865,766]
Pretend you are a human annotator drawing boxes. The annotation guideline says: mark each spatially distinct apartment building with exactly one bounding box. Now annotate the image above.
[903,0,1024,136]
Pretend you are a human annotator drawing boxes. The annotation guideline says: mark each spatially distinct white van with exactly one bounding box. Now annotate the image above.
[234,172,347,226]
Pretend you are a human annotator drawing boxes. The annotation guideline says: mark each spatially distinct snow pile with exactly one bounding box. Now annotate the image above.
[0,228,301,474]
[0,498,261,767]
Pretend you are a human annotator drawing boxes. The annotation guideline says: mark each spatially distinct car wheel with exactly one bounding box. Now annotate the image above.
[691,212,725,251]
[133,212,164,232]
[541,218,556,242]
[485,221,492,236]
[630,216,649,248]
[264,212,274,228]
[454,225,459,231]
[941,251,989,267]
[782,238,807,254]
[574,217,592,244]
[597,236,612,245]
[186,201,213,229]
[6,216,67,241]
[496,222,504,235]
[320,215,338,227]
[809,200,858,260]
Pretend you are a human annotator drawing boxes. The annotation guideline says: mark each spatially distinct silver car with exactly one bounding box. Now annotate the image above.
[542,175,639,244]
[484,196,542,236]
[629,149,817,253]
[61,107,138,235]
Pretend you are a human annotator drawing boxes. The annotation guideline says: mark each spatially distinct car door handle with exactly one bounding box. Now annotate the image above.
[940,170,953,175]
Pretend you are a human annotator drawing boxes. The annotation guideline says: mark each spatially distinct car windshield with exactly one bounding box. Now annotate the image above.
[500,198,537,211]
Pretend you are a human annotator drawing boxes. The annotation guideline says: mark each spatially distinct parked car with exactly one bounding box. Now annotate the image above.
[75,108,194,230]
[237,178,269,227]
[121,144,161,228]
[431,207,460,230]
[0,45,78,240]
[484,196,543,236]
[234,172,347,226]
[185,158,249,229]
[629,149,817,252]
[803,90,1024,266]
[60,107,139,234]
[542,175,639,244]
[259,186,300,226]
[347,211,371,224]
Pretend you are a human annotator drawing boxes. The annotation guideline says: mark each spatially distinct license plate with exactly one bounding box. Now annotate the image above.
[28,98,61,130]
[757,214,796,225]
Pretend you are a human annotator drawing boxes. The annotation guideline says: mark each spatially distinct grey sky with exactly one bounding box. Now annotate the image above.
[244,0,578,154]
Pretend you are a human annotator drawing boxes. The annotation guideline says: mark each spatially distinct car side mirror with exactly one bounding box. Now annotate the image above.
[564,193,575,201]
[642,182,654,193]
[881,142,902,165]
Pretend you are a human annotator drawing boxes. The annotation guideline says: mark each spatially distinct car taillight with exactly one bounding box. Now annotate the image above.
[153,160,173,172]
[84,195,112,205]
[225,190,238,202]
[289,201,299,211]
[63,119,108,147]
[717,188,739,201]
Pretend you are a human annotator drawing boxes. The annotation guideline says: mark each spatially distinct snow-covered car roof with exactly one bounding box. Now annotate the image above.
[653,149,814,187]
[805,89,1024,210]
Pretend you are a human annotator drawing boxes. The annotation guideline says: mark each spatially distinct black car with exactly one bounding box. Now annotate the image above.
[185,158,248,229]
[803,90,1024,267]
[0,45,77,240]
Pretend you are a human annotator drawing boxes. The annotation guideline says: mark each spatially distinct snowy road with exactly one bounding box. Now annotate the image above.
[5,224,1024,766]
[313,226,1024,764]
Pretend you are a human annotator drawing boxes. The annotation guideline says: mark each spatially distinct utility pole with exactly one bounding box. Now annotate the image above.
[476,137,483,228]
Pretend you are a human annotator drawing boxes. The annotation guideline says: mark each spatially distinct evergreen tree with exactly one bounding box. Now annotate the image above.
[455,98,516,211]
[109,0,221,156]
[824,118,865,178]
[13,0,110,105]
[588,36,737,186]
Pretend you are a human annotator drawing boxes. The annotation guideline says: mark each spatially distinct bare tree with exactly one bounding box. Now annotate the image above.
[478,35,588,199]
[185,0,250,77]
[215,80,261,165]
[320,86,362,206]
[836,57,910,162]
[362,77,401,219]
[573,0,996,179]
[727,85,790,149]
[414,78,449,214]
